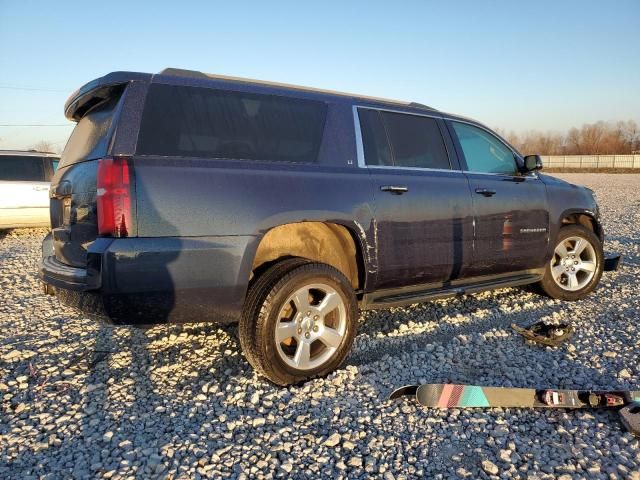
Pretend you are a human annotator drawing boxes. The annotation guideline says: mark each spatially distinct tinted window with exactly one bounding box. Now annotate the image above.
[358,109,392,166]
[451,122,516,174]
[383,112,450,169]
[60,95,121,168]
[43,157,60,181]
[0,156,45,181]
[137,84,327,163]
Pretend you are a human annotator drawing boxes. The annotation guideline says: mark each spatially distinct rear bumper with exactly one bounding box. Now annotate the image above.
[39,234,255,325]
[40,255,92,290]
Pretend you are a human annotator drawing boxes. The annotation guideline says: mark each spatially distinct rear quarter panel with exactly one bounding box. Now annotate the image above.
[134,155,375,252]
[129,156,376,323]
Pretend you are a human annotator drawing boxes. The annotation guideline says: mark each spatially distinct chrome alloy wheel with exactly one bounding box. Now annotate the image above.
[550,236,597,291]
[274,283,347,371]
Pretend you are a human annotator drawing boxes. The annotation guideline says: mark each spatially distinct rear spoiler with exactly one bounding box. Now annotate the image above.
[64,71,151,121]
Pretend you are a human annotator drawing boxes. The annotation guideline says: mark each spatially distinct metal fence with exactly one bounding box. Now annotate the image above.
[541,155,640,169]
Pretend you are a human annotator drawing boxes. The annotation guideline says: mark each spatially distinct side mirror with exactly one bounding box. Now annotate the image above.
[524,154,543,172]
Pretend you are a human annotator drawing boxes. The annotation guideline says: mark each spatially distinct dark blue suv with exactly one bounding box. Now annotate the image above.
[40,68,618,385]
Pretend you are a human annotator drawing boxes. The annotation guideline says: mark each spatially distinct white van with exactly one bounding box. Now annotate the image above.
[0,150,59,229]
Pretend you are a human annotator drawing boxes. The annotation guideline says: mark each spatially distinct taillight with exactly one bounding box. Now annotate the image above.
[96,157,133,237]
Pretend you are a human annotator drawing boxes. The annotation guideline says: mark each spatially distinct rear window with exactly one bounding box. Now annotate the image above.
[0,156,46,181]
[59,95,121,168]
[136,84,327,163]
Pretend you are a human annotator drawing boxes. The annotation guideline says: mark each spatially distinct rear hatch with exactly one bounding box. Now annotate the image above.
[49,83,130,267]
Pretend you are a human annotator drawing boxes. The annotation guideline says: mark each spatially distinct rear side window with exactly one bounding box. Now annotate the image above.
[358,108,450,169]
[59,95,121,168]
[0,156,45,181]
[137,84,328,163]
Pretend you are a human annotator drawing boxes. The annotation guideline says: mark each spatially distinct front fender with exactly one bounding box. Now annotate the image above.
[539,174,602,261]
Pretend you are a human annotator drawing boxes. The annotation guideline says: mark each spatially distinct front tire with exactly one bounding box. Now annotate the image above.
[240,261,358,386]
[539,224,604,301]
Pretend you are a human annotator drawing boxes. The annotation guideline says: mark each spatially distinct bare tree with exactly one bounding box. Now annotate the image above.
[500,120,639,155]
[30,140,60,154]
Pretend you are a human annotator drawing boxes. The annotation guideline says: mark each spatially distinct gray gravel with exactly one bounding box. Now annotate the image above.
[1,173,639,479]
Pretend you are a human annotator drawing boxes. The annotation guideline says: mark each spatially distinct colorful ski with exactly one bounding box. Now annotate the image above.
[390,383,640,409]
[389,385,418,400]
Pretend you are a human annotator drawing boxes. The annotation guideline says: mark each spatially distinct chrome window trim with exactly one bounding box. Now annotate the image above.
[357,104,444,121]
[352,105,366,169]
[352,105,459,173]
[368,165,463,174]
[462,169,538,179]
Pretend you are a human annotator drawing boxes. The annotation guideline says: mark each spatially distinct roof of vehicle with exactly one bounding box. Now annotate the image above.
[65,68,441,120]
[157,70,502,133]
[66,69,501,134]
[0,149,59,157]
[157,68,438,112]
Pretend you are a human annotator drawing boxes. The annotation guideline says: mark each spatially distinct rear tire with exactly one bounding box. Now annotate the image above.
[240,261,357,386]
[539,225,604,301]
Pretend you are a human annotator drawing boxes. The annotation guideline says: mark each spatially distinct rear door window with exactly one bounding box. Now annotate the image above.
[0,156,46,181]
[358,108,450,170]
[137,84,328,163]
[380,112,450,169]
[358,109,393,166]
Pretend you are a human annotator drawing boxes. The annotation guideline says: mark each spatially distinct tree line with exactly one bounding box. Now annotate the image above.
[496,120,640,155]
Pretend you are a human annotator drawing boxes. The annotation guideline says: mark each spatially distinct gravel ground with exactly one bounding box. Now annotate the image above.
[1,173,639,479]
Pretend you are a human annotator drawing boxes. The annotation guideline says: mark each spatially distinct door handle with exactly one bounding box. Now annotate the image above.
[475,188,496,197]
[380,185,408,195]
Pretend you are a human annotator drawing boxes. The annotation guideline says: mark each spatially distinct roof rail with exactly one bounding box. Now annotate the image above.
[408,102,436,111]
[159,68,437,111]
[0,149,59,156]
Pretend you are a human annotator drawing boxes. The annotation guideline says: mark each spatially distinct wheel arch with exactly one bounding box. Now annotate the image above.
[249,221,368,291]
[559,209,603,242]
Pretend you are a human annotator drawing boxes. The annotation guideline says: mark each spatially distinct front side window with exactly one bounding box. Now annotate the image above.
[137,84,327,163]
[0,156,45,181]
[451,122,516,174]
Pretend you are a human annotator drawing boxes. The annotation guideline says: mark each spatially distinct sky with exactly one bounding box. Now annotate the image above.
[1,0,639,152]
